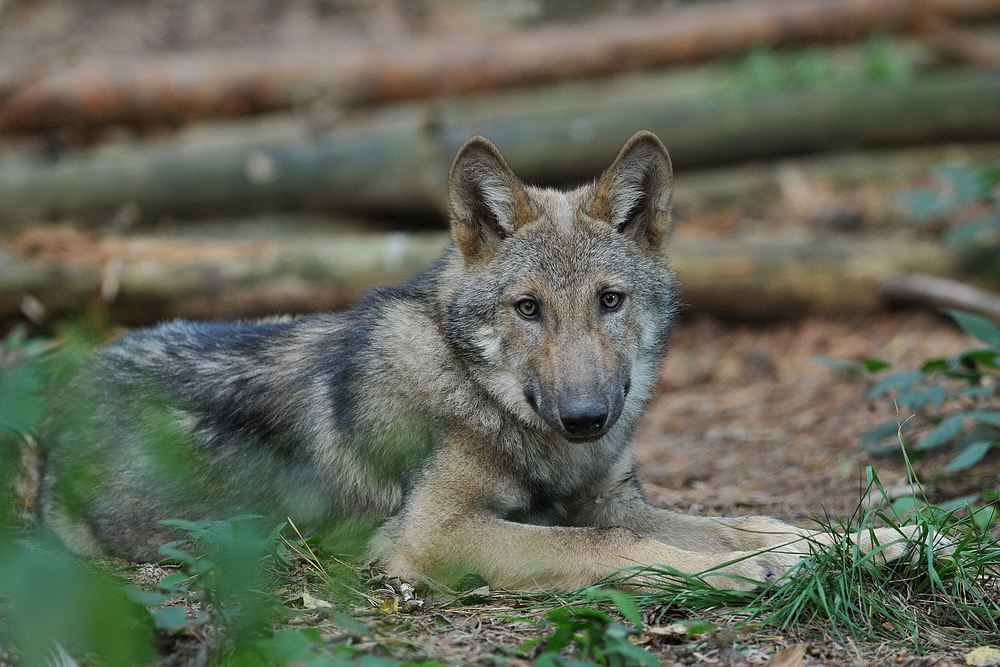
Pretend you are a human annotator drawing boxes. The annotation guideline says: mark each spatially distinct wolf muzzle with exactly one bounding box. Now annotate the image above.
[528,379,629,442]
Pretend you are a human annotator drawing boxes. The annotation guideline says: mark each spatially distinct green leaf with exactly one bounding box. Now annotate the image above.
[972,505,998,531]
[156,573,191,593]
[949,311,1000,349]
[608,641,660,666]
[967,411,1000,428]
[915,414,964,450]
[919,358,949,373]
[863,358,892,373]
[861,420,905,454]
[866,371,925,399]
[122,585,170,606]
[960,348,1000,368]
[331,612,372,638]
[897,385,946,410]
[150,606,189,631]
[0,354,45,436]
[684,621,715,639]
[600,589,643,630]
[890,495,920,517]
[254,628,323,664]
[156,545,203,568]
[944,440,994,472]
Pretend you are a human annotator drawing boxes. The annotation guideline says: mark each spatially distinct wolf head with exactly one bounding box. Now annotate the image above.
[443,132,678,442]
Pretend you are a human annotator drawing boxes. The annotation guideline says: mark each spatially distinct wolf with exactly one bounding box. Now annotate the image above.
[40,131,934,591]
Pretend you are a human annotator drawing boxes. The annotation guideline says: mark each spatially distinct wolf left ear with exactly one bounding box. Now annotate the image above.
[587,131,673,253]
[449,136,537,264]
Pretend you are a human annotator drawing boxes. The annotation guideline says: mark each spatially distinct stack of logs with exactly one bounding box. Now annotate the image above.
[3,0,1000,324]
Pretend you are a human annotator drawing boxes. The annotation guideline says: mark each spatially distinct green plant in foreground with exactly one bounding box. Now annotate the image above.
[525,589,658,666]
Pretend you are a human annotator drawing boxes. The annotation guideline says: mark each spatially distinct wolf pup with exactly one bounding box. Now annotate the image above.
[41,132,930,591]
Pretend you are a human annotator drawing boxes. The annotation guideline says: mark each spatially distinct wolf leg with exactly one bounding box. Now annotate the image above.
[573,471,952,563]
[370,512,801,592]
[369,457,799,593]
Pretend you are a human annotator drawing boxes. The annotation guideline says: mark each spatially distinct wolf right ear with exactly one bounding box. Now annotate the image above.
[449,136,537,264]
[587,131,673,254]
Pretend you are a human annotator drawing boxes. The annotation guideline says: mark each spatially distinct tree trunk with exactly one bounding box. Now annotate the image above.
[4,71,1000,226]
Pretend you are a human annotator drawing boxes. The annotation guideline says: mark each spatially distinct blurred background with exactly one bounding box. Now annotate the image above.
[1,0,999,329]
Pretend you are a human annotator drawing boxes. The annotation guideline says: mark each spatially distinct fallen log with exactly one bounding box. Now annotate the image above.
[3,71,1000,226]
[4,0,1000,136]
[1,226,991,324]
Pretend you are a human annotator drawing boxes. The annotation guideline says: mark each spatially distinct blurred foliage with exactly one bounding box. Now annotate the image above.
[735,32,912,92]
[0,316,156,665]
[815,310,1000,517]
[0,328,46,442]
[903,162,1000,244]
[0,531,157,666]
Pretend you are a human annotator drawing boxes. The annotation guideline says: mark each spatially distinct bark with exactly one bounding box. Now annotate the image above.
[919,16,1000,69]
[2,227,992,324]
[4,71,1000,226]
[3,0,1000,135]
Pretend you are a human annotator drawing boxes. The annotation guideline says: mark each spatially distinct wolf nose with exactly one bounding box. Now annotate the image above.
[560,400,609,438]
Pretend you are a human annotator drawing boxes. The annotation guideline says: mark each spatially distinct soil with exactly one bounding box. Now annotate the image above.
[636,310,995,525]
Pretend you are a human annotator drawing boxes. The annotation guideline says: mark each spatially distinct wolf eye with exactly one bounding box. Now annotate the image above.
[516,299,539,319]
[601,292,622,311]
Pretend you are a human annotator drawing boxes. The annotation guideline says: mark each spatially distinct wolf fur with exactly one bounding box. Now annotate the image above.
[40,132,929,591]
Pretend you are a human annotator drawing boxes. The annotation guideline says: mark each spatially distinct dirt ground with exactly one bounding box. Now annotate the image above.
[636,309,996,525]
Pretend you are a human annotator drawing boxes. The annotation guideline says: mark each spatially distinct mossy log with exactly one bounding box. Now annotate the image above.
[4,71,1000,226]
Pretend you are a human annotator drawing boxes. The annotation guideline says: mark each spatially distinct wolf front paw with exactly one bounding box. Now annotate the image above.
[703,550,804,591]
[859,525,954,563]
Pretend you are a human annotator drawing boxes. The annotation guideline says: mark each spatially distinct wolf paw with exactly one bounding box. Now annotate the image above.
[859,525,954,563]
[705,550,803,591]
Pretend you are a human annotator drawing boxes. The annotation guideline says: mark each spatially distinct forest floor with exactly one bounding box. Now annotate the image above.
[127,309,990,667]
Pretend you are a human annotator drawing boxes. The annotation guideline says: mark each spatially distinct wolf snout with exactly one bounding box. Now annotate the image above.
[559,398,610,439]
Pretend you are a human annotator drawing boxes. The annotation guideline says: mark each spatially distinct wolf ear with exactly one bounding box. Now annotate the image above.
[449,136,537,263]
[587,131,673,253]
